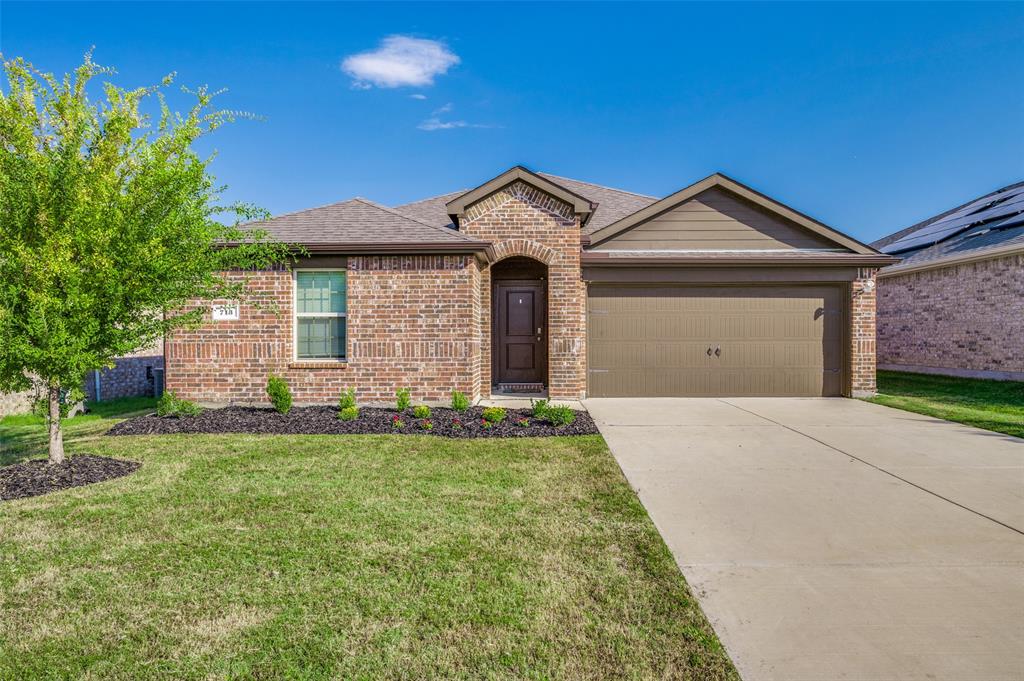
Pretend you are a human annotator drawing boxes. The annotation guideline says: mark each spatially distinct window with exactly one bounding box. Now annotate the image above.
[295,270,346,360]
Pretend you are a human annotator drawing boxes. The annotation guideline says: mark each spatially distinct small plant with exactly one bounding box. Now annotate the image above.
[531,398,550,419]
[516,417,530,427]
[481,406,507,424]
[480,418,492,429]
[545,405,576,427]
[392,414,405,429]
[156,390,202,418]
[451,417,463,431]
[338,405,359,422]
[266,374,292,414]
[420,419,433,431]
[338,388,357,411]
[450,390,470,413]
[395,388,411,411]
[412,404,431,419]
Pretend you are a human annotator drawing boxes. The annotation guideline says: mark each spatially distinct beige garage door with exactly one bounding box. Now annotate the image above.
[587,285,845,397]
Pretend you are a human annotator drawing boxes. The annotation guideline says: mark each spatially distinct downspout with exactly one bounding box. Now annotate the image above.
[93,369,101,402]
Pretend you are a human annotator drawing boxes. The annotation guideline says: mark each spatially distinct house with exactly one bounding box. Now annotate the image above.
[872,182,1024,381]
[165,167,895,404]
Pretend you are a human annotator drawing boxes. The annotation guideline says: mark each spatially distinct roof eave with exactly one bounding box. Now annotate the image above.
[445,165,595,228]
[878,242,1024,278]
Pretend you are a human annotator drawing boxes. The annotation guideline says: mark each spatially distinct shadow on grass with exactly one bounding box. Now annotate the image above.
[1,396,157,466]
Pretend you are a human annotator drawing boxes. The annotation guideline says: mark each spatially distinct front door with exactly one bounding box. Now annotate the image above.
[495,282,546,384]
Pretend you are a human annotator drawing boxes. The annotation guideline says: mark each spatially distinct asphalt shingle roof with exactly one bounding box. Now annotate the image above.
[392,174,657,234]
[245,197,481,245]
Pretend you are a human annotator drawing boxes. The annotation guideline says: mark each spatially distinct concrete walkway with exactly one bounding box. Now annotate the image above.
[584,398,1024,681]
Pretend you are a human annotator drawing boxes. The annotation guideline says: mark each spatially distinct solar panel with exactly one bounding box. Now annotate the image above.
[882,186,1024,253]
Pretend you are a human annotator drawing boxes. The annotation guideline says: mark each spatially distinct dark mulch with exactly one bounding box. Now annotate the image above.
[1,455,141,501]
[107,405,599,438]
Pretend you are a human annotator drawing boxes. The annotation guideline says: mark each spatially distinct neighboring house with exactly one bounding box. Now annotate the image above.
[166,166,894,404]
[873,182,1024,381]
[82,344,165,403]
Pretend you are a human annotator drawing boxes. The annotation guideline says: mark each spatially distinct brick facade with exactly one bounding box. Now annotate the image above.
[166,178,884,404]
[166,256,482,405]
[877,253,1024,380]
[460,181,587,399]
[850,267,880,397]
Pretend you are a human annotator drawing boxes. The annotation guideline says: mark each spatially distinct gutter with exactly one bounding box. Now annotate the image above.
[878,242,1024,278]
[580,253,899,267]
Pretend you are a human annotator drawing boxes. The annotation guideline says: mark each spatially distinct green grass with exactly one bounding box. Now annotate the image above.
[0,402,736,680]
[868,371,1024,438]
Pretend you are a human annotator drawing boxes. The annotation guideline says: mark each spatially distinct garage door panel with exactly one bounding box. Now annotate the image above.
[588,285,844,397]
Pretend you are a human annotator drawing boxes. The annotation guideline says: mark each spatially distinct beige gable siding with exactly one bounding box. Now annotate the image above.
[593,187,840,251]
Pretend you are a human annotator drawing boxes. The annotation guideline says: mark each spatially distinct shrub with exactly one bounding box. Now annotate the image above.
[530,398,550,419]
[480,419,492,429]
[481,406,506,424]
[420,419,433,431]
[266,374,292,414]
[450,390,470,412]
[451,418,463,431]
[545,405,576,427]
[156,390,202,418]
[412,404,431,419]
[516,417,530,427]
[395,388,411,411]
[338,388,357,411]
[338,405,359,422]
[391,414,405,429]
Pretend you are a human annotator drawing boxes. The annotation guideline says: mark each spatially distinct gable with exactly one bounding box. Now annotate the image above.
[445,166,594,228]
[591,187,842,251]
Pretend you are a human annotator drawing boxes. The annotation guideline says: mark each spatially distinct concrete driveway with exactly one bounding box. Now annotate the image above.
[584,398,1024,681]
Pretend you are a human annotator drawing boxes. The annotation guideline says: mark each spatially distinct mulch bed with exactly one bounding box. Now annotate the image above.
[107,405,600,438]
[1,455,141,501]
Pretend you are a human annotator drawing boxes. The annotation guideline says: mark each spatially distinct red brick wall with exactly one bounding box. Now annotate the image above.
[850,267,879,396]
[460,181,587,399]
[876,253,1024,380]
[166,256,481,405]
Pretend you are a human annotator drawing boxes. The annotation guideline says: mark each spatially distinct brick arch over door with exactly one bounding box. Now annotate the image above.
[489,239,560,267]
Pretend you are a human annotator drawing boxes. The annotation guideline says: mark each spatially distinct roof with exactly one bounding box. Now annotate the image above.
[587,173,884,256]
[872,181,1024,271]
[244,197,487,253]
[393,173,656,233]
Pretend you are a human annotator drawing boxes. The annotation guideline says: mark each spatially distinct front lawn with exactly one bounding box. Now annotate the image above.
[868,370,1024,438]
[0,403,736,679]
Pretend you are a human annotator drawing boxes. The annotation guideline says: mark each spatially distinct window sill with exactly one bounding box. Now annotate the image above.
[288,360,348,369]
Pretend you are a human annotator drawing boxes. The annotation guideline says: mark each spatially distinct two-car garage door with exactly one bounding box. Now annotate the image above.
[587,285,845,397]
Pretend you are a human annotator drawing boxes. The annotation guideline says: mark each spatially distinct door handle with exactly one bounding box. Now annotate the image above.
[715,346,721,357]
[706,346,713,357]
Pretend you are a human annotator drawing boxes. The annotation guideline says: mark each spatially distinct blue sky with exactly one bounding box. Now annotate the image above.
[2,1,1022,242]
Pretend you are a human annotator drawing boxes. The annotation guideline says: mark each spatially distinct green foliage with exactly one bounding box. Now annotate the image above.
[544,406,576,427]
[450,390,470,413]
[531,399,550,419]
[412,405,431,419]
[395,388,411,411]
[156,390,201,418]
[481,407,506,424]
[266,374,292,414]
[338,388,357,411]
[0,53,290,459]
[420,419,433,431]
[338,405,359,422]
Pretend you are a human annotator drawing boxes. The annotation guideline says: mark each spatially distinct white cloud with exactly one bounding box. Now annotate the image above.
[409,93,427,100]
[342,36,459,89]
[417,116,499,132]
[432,102,453,115]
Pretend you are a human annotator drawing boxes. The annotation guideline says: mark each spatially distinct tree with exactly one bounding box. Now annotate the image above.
[0,52,291,463]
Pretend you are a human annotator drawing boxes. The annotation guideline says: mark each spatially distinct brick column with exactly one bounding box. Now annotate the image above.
[851,267,879,397]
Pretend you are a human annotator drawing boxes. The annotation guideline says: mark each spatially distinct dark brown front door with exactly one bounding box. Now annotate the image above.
[495,282,546,384]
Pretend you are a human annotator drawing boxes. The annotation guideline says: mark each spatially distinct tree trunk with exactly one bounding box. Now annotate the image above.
[48,384,65,465]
